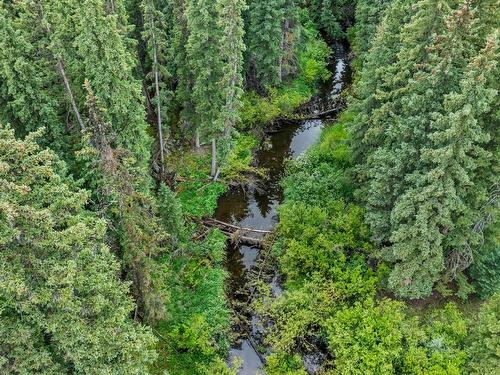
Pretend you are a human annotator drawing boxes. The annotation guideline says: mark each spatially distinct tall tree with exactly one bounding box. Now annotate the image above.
[186,0,223,174]
[80,82,169,322]
[62,0,152,174]
[351,0,392,70]
[352,0,499,297]
[0,126,157,374]
[142,0,173,175]
[0,0,152,176]
[0,1,68,154]
[246,0,286,87]
[212,0,247,177]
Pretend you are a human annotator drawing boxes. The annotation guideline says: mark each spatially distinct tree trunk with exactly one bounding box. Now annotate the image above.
[57,60,86,132]
[210,138,217,177]
[37,1,85,132]
[152,31,165,175]
[195,130,200,148]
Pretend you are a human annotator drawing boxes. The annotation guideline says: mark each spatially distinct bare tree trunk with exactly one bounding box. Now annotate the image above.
[37,1,85,132]
[57,60,86,132]
[210,138,217,177]
[279,18,290,83]
[152,30,165,174]
[195,130,200,148]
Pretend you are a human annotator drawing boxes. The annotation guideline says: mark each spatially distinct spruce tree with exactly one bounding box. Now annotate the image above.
[310,0,355,39]
[351,0,392,69]
[422,32,499,286]
[212,0,247,177]
[216,0,246,131]
[0,126,156,374]
[353,0,499,297]
[0,1,68,154]
[246,0,286,87]
[61,0,152,174]
[142,0,173,175]
[186,0,224,174]
[80,83,169,322]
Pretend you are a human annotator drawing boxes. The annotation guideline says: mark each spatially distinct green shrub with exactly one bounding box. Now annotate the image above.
[220,133,261,182]
[466,294,500,375]
[266,352,308,375]
[326,301,468,375]
[402,303,468,375]
[177,181,226,218]
[326,299,407,374]
[152,229,230,374]
[278,200,371,285]
[282,123,355,206]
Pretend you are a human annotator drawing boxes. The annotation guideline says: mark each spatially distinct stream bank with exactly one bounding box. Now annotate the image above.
[215,42,351,374]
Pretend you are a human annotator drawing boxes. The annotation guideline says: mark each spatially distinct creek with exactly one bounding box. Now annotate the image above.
[215,42,351,374]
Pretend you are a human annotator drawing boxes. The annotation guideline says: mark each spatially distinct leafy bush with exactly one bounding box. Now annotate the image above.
[259,271,377,353]
[282,123,354,206]
[177,180,227,218]
[220,133,261,182]
[466,294,500,375]
[326,299,407,374]
[326,301,468,375]
[402,303,468,375]
[266,352,308,375]
[278,199,372,285]
[152,229,231,374]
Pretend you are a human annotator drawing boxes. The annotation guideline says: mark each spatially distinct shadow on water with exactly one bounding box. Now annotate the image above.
[215,43,351,375]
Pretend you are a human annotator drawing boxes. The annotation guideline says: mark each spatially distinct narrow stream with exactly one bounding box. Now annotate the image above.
[215,43,350,375]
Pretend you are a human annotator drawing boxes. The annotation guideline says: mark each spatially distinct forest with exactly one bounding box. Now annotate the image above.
[0,0,498,374]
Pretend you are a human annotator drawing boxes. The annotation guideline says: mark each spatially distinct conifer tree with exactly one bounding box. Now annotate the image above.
[0,1,68,154]
[310,0,355,39]
[0,0,152,176]
[353,0,499,297]
[350,0,413,168]
[80,82,169,322]
[142,0,173,175]
[351,0,392,69]
[212,0,247,177]
[62,0,152,174]
[427,32,498,284]
[216,0,246,131]
[0,126,156,374]
[186,0,224,174]
[246,0,286,87]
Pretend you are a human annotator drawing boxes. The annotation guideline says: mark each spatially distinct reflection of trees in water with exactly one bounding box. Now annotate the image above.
[214,188,251,224]
[225,241,246,300]
[255,190,272,218]
[254,125,299,210]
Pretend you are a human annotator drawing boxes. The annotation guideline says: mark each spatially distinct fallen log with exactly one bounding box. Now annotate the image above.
[204,218,272,235]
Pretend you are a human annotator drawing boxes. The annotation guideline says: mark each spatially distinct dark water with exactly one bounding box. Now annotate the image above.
[216,120,323,374]
[215,44,350,375]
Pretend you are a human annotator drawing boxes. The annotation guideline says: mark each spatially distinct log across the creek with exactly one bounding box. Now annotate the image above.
[202,217,271,247]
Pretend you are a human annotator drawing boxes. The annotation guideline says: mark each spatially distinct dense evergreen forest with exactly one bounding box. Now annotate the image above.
[0,0,498,374]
